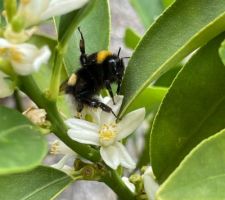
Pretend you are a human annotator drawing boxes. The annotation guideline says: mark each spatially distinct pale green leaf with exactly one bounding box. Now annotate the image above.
[0,106,47,175]
[157,129,225,200]
[219,38,225,66]
[124,27,141,50]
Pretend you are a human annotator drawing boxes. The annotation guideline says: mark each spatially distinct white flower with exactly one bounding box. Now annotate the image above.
[122,177,135,193]
[0,71,14,98]
[143,166,159,200]
[17,0,89,27]
[0,38,51,75]
[50,140,76,175]
[65,95,145,170]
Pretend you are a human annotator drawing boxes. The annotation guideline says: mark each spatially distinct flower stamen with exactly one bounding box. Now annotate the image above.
[99,123,117,146]
[20,0,31,5]
[9,48,23,62]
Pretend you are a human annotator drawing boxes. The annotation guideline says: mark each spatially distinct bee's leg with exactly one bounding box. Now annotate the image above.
[83,97,118,118]
[78,27,87,66]
[105,80,115,105]
[116,78,122,94]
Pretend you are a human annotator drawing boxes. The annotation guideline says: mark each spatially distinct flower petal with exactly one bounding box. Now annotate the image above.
[100,95,124,125]
[68,128,99,146]
[143,167,159,200]
[41,0,89,20]
[100,145,120,170]
[10,44,51,75]
[0,71,14,98]
[65,118,99,132]
[122,177,135,193]
[116,108,145,140]
[115,142,135,169]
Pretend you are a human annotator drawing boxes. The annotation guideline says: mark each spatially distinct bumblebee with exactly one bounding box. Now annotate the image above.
[62,28,126,117]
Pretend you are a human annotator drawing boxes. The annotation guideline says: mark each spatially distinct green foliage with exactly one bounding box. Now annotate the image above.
[151,33,225,183]
[0,166,72,200]
[157,129,225,200]
[120,0,225,116]
[0,106,47,175]
[61,0,110,75]
[129,0,163,28]
[124,28,141,50]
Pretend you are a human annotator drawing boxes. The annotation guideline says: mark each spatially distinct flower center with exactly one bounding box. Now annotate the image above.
[99,123,117,146]
[9,48,23,62]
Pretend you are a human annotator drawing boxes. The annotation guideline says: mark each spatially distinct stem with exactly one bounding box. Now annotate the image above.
[102,170,136,200]
[49,46,64,101]
[13,89,23,112]
[4,0,17,22]
[19,75,101,162]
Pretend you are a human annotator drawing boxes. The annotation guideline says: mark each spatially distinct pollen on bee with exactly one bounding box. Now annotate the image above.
[96,50,112,64]
[67,73,77,86]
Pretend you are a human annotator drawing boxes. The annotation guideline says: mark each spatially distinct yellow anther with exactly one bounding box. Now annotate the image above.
[0,48,7,56]
[10,48,23,62]
[99,124,117,144]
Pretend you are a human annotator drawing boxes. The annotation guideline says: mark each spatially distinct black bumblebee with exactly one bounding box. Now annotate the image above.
[62,28,126,117]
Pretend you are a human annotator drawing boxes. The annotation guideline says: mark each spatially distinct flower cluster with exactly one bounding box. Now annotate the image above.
[0,0,89,98]
[65,95,145,170]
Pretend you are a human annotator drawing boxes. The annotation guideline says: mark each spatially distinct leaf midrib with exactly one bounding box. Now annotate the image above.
[21,176,69,200]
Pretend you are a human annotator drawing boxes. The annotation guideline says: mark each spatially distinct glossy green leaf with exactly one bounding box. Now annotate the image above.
[219,39,225,66]
[62,0,110,75]
[125,86,167,114]
[0,166,72,200]
[124,27,141,50]
[120,0,225,116]
[157,129,225,200]
[151,33,225,183]
[0,106,47,175]
[129,0,163,28]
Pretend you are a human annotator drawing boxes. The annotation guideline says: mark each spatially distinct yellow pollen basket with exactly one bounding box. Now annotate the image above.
[96,50,112,64]
[10,48,23,62]
[99,124,116,142]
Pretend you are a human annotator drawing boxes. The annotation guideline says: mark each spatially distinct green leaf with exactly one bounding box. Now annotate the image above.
[0,106,47,175]
[124,27,141,50]
[156,129,225,200]
[125,86,168,114]
[219,39,225,66]
[62,0,110,75]
[120,0,225,116]
[0,166,72,200]
[154,66,181,87]
[129,0,163,28]
[151,33,225,183]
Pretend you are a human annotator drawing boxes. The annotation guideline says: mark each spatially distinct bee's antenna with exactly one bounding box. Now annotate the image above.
[118,47,121,57]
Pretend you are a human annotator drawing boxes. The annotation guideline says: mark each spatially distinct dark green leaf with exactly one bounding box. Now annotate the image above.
[0,106,47,175]
[151,33,225,183]
[0,166,72,200]
[120,0,225,116]
[157,129,225,200]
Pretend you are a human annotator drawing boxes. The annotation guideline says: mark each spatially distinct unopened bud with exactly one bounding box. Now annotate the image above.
[23,107,47,126]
